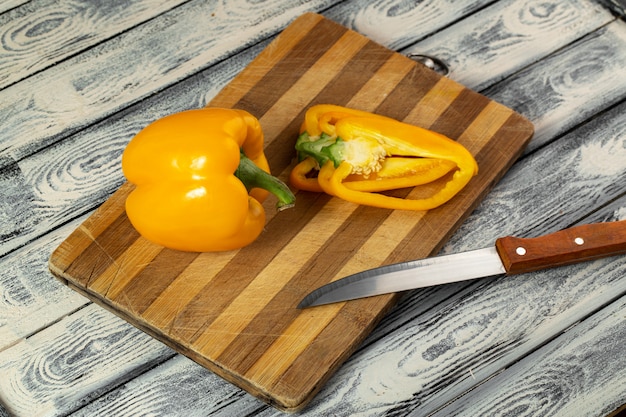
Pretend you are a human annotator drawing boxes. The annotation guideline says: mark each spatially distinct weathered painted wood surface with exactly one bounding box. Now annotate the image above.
[1,0,625,415]
[484,19,626,152]
[0,0,191,89]
[0,0,28,15]
[431,293,626,417]
[408,0,614,92]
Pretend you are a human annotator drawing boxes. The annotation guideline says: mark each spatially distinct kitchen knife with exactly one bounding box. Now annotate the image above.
[298,219,626,308]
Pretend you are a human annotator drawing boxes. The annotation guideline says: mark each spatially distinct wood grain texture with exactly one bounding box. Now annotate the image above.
[407,0,614,92]
[48,14,533,411]
[71,355,265,416]
[325,0,493,50]
[431,294,626,417]
[0,0,28,15]
[0,304,174,417]
[0,215,88,351]
[485,19,626,151]
[0,0,189,89]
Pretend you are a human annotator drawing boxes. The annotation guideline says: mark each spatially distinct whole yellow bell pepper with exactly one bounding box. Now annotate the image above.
[122,108,295,252]
[289,104,478,211]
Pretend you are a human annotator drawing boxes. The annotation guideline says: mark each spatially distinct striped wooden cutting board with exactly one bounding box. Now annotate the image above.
[49,13,534,412]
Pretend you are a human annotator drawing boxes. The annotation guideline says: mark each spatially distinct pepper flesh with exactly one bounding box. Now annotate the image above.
[122,108,295,252]
[289,104,478,210]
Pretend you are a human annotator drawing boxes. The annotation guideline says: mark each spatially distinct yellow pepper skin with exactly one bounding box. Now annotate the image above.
[289,104,478,211]
[122,108,295,252]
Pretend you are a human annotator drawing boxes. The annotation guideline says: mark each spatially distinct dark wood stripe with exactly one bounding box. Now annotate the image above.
[234,18,347,118]
[110,248,199,314]
[65,211,140,287]
[216,203,395,372]
[430,88,492,139]
[168,191,331,342]
[263,40,397,173]
[376,62,442,121]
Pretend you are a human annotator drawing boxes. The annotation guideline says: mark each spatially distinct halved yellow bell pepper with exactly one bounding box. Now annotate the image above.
[289,104,478,210]
[122,108,295,252]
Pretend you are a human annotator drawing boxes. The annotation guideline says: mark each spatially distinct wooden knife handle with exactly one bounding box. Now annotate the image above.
[495,220,626,275]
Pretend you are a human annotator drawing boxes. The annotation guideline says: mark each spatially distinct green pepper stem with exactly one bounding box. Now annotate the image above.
[236,151,296,211]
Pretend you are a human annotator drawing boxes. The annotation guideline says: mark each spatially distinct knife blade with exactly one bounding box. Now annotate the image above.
[298,219,626,308]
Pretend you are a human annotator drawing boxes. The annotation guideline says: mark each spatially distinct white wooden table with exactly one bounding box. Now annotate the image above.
[1,1,625,416]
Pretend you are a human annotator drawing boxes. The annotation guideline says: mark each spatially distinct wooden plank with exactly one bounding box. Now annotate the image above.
[0,0,340,165]
[48,14,533,411]
[69,355,265,416]
[0,0,191,89]
[0,304,174,417]
[430,294,626,417]
[0,215,89,351]
[485,19,626,151]
[597,0,626,18]
[407,0,614,91]
[0,0,28,15]
[325,0,494,50]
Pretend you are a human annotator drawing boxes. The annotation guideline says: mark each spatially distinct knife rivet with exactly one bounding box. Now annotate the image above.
[516,247,527,256]
[574,237,584,245]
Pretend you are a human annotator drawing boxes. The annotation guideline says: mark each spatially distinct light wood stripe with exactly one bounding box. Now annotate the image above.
[141,251,236,330]
[346,53,415,109]
[108,249,199,314]
[68,211,140,287]
[89,237,162,297]
[457,100,515,154]
[405,76,466,127]
[233,17,348,118]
